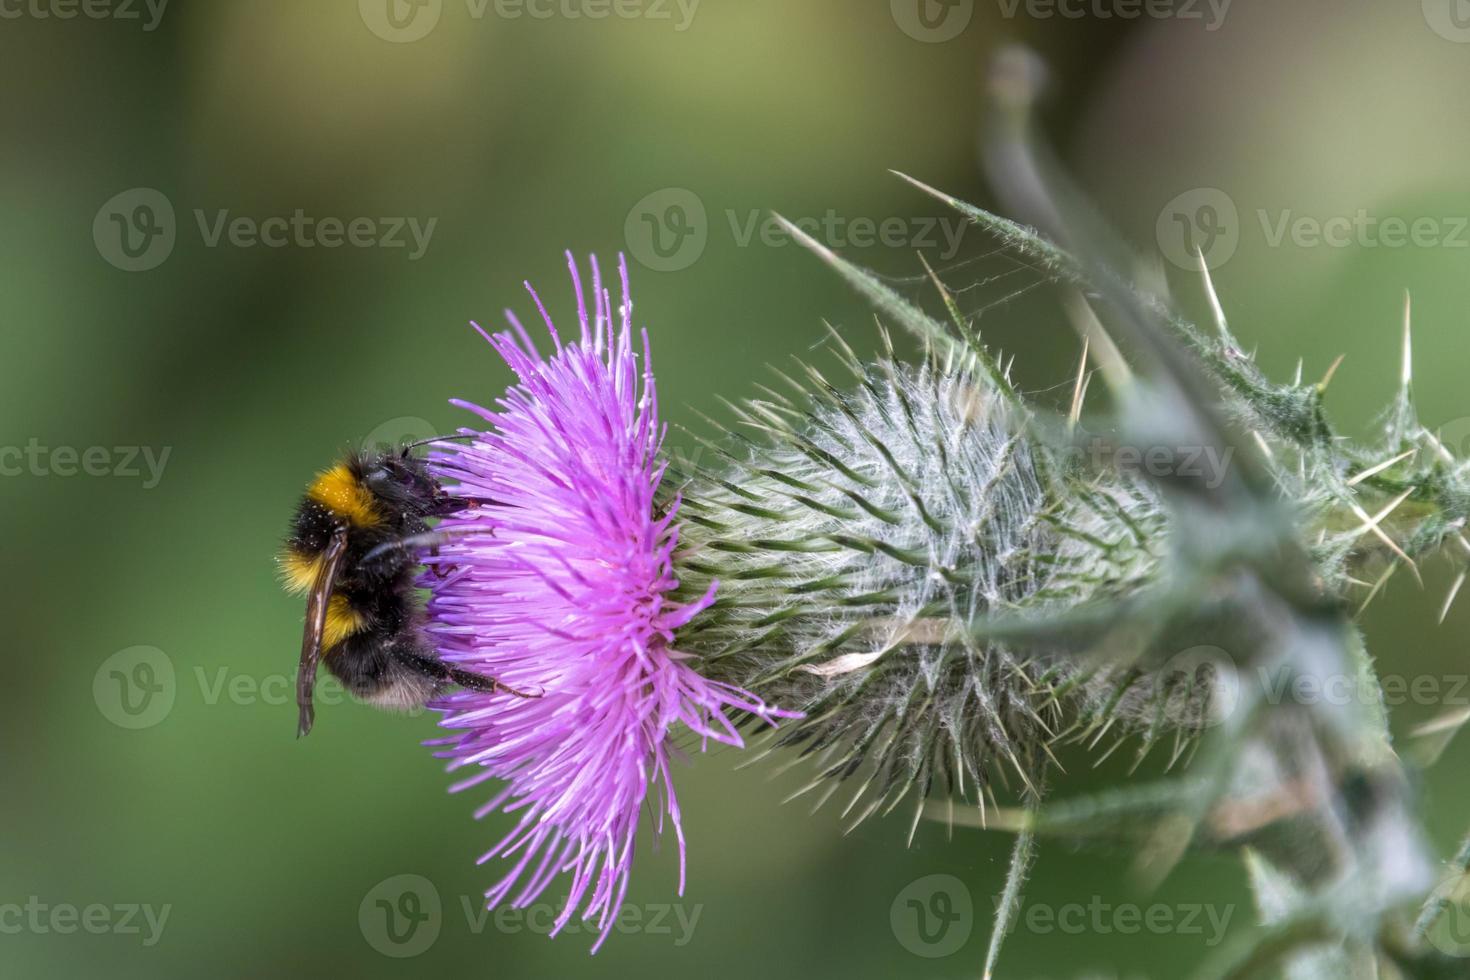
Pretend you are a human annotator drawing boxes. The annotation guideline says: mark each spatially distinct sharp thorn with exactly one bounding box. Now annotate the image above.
[1195,245,1230,342]
[1441,571,1467,625]
[1402,289,1414,391]
[1319,353,1346,392]
[1347,488,1420,582]
[1346,448,1417,487]
[1068,336,1090,428]
[1061,290,1132,391]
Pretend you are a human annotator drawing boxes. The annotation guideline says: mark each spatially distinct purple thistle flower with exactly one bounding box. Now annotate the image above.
[421,253,793,951]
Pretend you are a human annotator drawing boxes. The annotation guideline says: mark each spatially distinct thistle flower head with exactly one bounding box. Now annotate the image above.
[421,253,791,951]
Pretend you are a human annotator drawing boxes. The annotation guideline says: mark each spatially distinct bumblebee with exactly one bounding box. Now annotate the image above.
[279,442,526,736]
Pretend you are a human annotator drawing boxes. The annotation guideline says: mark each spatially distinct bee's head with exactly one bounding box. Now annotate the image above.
[360,445,457,518]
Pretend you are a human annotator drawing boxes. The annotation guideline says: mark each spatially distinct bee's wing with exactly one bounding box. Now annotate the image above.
[296,525,350,738]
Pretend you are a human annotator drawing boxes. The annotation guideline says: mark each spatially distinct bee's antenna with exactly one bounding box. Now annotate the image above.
[400,434,478,455]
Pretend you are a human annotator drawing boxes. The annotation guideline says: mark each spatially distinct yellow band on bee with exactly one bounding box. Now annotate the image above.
[308,463,382,527]
[323,594,369,649]
[278,549,323,596]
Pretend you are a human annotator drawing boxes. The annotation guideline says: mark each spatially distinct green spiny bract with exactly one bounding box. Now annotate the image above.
[671,328,1191,828]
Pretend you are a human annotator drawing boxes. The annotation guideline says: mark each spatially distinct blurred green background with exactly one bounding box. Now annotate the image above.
[6,1,1470,976]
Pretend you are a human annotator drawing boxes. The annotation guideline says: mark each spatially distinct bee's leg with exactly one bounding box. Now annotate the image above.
[431,496,480,570]
[395,649,541,699]
[427,494,490,517]
[425,543,452,581]
[367,525,496,582]
[446,665,541,699]
[358,531,461,578]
